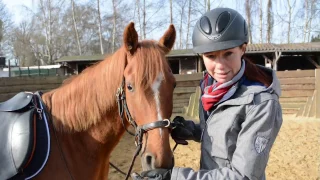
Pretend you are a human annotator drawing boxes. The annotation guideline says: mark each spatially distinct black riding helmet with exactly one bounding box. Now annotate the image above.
[192,8,248,54]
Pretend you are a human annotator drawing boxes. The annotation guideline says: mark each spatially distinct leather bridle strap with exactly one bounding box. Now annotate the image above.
[115,78,174,180]
[137,119,172,132]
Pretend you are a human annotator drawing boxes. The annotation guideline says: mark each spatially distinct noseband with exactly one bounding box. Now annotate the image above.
[115,78,173,180]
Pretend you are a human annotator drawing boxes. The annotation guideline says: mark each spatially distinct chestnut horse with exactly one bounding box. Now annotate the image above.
[33,23,176,179]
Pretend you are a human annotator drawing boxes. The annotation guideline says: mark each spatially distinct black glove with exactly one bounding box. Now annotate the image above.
[131,168,171,180]
[171,116,198,144]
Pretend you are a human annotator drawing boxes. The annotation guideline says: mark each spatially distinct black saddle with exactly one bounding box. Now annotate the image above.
[0,92,51,180]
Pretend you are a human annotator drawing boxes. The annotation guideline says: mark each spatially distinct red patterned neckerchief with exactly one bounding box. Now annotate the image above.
[201,74,235,111]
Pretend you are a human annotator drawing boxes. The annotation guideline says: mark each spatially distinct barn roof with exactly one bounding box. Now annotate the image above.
[55,42,320,63]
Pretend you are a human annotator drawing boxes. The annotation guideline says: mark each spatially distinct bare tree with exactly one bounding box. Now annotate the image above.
[259,0,263,43]
[266,0,273,43]
[135,0,143,38]
[176,0,188,49]
[112,0,117,53]
[71,0,81,55]
[143,0,146,39]
[245,0,252,44]
[186,0,192,49]
[303,0,319,42]
[207,0,210,12]
[97,0,104,54]
[287,0,296,43]
[38,0,55,64]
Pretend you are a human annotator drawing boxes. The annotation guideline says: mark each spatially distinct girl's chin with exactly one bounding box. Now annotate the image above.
[214,76,231,83]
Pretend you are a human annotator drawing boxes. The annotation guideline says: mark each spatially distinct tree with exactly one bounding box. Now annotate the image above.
[285,0,296,43]
[311,34,320,42]
[97,0,104,54]
[186,0,192,49]
[245,0,253,44]
[259,0,263,43]
[112,0,117,53]
[71,0,82,55]
[266,0,273,43]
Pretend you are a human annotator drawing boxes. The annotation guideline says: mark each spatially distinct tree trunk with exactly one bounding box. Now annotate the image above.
[207,0,210,12]
[136,0,143,39]
[39,0,53,64]
[143,0,146,39]
[97,0,104,54]
[266,0,273,43]
[112,0,117,53]
[186,0,192,49]
[304,0,309,42]
[71,0,82,55]
[245,0,252,44]
[259,0,263,43]
[179,1,186,49]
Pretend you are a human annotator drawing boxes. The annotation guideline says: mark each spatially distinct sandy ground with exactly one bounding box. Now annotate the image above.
[108,115,320,180]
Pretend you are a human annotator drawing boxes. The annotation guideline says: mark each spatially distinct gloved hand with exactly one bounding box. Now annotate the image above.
[171,116,197,144]
[131,168,171,180]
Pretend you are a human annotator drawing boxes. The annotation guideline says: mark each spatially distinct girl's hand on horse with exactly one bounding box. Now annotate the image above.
[131,168,171,180]
[171,116,197,143]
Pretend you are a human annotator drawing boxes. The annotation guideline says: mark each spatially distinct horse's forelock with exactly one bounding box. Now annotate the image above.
[132,40,170,93]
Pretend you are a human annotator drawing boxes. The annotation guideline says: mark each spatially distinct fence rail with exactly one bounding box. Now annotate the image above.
[0,69,319,118]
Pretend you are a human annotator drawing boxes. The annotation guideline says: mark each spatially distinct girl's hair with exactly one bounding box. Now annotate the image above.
[241,44,273,87]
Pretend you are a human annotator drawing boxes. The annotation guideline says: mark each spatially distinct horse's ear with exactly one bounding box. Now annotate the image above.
[123,22,139,54]
[159,24,176,54]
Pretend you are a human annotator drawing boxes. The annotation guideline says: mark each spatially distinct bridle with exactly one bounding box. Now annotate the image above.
[115,77,173,180]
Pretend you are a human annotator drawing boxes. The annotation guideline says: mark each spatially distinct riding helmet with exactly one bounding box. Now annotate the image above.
[192,8,248,54]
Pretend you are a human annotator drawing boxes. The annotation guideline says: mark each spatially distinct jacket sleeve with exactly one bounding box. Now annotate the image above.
[171,99,283,180]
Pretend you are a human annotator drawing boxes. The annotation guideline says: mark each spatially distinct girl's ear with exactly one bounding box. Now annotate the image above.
[241,44,247,55]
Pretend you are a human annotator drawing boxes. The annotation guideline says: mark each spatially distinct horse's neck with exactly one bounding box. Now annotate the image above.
[41,93,128,179]
[40,56,130,178]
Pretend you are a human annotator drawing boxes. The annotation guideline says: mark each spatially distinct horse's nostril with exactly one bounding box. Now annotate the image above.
[146,155,153,165]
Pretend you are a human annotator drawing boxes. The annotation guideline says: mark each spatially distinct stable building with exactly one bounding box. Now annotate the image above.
[55,42,320,74]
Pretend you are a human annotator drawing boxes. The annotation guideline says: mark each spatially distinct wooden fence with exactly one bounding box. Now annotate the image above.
[0,76,66,101]
[173,69,320,118]
[1,69,320,118]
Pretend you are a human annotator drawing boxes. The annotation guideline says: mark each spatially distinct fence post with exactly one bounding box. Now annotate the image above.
[8,59,11,77]
[315,69,320,118]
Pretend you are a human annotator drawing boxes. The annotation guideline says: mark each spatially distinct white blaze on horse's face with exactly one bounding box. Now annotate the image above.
[151,73,164,135]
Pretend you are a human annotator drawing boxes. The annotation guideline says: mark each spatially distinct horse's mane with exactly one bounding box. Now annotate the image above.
[44,40,170,132]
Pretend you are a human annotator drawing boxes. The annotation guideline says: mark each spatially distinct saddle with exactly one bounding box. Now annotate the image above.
[0,92,51,180]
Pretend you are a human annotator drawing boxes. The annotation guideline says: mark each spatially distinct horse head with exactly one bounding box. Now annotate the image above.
[121,22,176,171]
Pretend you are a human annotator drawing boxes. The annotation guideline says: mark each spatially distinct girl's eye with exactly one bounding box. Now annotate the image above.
[127,84,134,92]
[224,52,233,57]
[206,55,216,59]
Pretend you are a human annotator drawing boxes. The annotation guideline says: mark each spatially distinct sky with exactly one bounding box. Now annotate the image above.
[2,0,35,24]
[1,0,312,44]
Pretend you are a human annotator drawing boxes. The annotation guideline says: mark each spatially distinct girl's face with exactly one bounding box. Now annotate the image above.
[202,45,246,83]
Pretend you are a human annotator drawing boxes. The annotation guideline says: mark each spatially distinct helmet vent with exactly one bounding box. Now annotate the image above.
[200,16,212,35]
[215,11,231,33]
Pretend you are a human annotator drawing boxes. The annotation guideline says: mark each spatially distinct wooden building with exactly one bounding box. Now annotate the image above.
[55,42,320,74]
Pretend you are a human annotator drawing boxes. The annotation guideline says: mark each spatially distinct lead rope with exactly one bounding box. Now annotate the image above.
[124,129,144,180]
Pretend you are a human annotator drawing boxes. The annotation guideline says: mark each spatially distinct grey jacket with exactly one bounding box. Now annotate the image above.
[171,67,283,180]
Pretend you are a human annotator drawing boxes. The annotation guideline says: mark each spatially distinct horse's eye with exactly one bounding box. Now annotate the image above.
[127,84,134,92]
